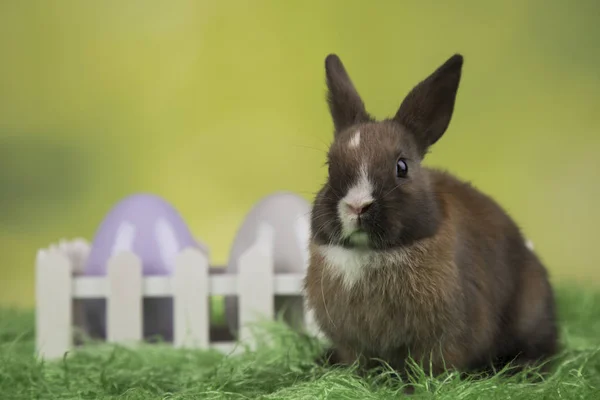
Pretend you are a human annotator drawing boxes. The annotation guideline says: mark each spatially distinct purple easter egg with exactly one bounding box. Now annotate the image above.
[85,193,207,276]
[82,193,207,342]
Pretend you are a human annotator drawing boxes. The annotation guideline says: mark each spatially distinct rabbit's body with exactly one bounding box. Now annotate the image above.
[306,167,557,373]
[304,54,558,375]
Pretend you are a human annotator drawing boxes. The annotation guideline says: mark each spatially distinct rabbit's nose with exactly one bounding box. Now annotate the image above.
[345,200,373,216]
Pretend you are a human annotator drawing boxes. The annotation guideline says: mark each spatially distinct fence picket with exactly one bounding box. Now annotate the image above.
[237,223,275,347]
[107,252,142,344]
[35,250,72,359]
[173,247,209,348]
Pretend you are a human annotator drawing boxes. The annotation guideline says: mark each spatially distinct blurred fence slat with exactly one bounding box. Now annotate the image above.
[35,250,72,359]
[173,247,209,348]
[238,223,275,346]
[107,252,142,344]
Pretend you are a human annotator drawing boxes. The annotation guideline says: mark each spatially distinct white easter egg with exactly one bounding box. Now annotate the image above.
[224,191,311,334]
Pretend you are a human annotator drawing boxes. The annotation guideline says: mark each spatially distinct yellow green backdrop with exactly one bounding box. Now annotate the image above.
[1,1,598,308]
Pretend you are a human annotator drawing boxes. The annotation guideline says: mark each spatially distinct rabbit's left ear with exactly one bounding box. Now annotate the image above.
[394,54,463,154]
[325,54,371,134]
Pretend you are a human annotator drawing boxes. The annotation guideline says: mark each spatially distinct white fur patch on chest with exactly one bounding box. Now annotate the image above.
[317,244,422,290]
[318,245,372,289]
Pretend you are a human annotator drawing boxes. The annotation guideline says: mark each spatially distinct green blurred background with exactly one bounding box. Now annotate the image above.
[1,1,598,308]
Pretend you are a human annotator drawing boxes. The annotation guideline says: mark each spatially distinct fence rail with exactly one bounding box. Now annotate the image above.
[35,223,315,360]
[70,274,305,298]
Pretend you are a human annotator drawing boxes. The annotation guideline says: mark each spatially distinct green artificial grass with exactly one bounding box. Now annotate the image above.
[2,286,600,399]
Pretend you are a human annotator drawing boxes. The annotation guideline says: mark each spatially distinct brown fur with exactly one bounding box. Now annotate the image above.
[303,53,558,376]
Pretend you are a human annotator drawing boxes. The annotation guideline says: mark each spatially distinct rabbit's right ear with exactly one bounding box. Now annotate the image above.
[394,54,463,155]
[325,54,370,134]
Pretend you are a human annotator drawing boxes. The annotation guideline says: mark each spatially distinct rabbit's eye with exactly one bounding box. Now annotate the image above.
[396,159,408,178]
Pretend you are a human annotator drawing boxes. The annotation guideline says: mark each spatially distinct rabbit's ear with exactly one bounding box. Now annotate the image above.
[325,54,371,134]
[394,54,463,154]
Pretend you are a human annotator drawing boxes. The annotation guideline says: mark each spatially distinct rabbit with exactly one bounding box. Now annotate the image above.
[303,53,559,377]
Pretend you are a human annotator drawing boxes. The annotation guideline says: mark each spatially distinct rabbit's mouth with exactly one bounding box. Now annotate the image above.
[342,229,370,249]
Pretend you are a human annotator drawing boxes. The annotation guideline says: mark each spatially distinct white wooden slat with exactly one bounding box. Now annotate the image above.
[72,277,106,298]
[35,250,72,359]
[272,275,304,294]
[209,276,239,295]
[173,247,209,348]
[293,214,311,269]
[106,252,142,344]
[237,223,275,345]
[72,274,306,298]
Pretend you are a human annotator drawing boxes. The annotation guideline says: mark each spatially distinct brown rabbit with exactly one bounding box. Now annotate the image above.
[303,53,558,377]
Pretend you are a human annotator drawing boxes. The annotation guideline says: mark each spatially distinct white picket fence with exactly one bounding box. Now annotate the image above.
[35,223,316,360]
